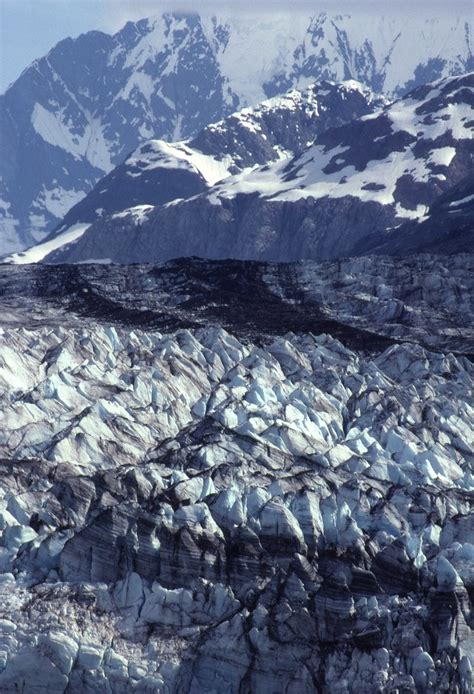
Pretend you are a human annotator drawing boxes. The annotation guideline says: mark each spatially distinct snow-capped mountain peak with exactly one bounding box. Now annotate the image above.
[215,73,474,217]
[0,9,472,254]
[5,77,382,264]
[28,72,473,266]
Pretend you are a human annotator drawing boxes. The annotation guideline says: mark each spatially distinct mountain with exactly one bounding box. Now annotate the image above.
[1,10,472,255]
[368,170,474,255]
[32,72,474,265]
[0,253,472,691]
[10,78,381,261]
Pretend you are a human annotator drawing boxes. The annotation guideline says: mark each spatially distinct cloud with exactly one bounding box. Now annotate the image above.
[96,1,158,32]
[98,0,473,31]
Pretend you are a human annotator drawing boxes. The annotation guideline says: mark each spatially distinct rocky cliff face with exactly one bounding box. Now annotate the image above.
[1,10,472,253]
[0,255,472,692]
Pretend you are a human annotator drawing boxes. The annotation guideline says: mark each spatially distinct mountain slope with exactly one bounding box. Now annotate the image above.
[38,73,474,265]
[368,171,474,255]
[1,10,472,253]
[14,79,380,259]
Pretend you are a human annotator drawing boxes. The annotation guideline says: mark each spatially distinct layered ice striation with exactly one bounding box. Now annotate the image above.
[0,255,472,692]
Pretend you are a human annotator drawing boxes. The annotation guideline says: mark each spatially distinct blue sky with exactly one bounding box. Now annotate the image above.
[0,1,145,91]
[1,0,472,93]
[0,0,167,91]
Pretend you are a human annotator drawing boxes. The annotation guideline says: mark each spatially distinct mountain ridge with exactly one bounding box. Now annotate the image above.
[20,78,380,260]
[28,72,473,266]
[1,10,472,253]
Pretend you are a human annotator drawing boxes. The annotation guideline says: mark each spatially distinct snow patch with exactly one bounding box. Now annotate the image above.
[31,104,113,172]
[6,224,91,264]
[450,193,474,207]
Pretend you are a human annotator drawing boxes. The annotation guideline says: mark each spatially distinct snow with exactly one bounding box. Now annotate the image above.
[0,199,11,213]
[110,11,474,114]
[202,11,471,101]
[138,123,154,139]
[32,103,82,160]
[0,209,21,256]
[31,104,113,172]
[427,146,457,167]
[114,71,155,109]
[127,140,235,187]
[395,203,429,220]
[112,205,154,224]
[450,193,474,207]
[35,186,85,220]
[214,74,473,219]
[84,117,115,172]
[28,214,48,233]
[6,223,91,264]
[5,9,472,258]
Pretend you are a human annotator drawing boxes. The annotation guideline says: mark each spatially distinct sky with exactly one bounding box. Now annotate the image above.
[1,0,472,93]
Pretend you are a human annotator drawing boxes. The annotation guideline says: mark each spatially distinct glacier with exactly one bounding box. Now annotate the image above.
[0,255,472,692]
